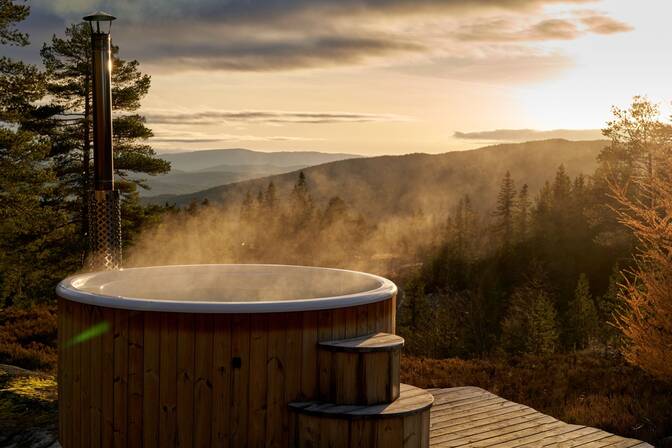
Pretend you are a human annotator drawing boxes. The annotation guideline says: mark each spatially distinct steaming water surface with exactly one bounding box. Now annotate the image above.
[70,265,386,302]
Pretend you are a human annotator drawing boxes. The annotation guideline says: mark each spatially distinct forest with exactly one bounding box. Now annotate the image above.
[1,1,672,445]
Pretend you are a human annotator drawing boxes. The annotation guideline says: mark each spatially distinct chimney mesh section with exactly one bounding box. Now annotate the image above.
[88,190,122,270]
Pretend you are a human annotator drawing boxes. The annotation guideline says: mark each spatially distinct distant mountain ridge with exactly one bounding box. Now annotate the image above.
[139,148,361,196]
[145,139,608,218]
[158,148,361,172]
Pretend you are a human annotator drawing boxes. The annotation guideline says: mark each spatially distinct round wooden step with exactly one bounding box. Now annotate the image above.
[317,332,404,405]
[289,384,433,447]
[318,332,404,352]
[290,383,433,418]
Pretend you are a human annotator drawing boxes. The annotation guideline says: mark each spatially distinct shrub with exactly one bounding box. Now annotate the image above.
[0,305,57,371]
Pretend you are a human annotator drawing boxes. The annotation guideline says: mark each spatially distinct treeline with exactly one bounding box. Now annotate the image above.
[398,96,672,367]
[0,3,168,305]
[169,172,373,268]
[397,165,629,358]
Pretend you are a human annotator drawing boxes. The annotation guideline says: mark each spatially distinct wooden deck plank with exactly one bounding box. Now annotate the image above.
[430,415,556,445]
[490,424,585,447]
[430,408,540,438]
[431,403,528,431]
[428,388,653,448]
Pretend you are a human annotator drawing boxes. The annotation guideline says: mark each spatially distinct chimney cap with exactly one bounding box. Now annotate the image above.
[83,11,116,23]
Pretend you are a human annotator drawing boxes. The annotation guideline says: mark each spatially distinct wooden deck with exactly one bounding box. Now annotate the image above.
[428,387,652,448]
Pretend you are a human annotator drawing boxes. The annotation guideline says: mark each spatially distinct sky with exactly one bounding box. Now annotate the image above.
[10,0,672,155]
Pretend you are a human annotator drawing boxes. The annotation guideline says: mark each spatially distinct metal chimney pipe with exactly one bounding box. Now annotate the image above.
[83,11,121,270]
[91,31,114,191]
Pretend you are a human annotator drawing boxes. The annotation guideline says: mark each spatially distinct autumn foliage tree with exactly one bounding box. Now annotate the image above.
[608,98,672,381]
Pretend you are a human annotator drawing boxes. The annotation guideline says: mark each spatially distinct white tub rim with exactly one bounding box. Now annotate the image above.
[56,264,397,313]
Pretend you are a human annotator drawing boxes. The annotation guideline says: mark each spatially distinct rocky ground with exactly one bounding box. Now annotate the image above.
[0,364,59,448]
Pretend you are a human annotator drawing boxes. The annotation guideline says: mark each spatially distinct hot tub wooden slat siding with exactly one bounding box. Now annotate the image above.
[211,315,232,445]
[194,315,214,448]
[58,297,395,448]
[142,312,160,448]
[248,314,269,447]
[159,313,178,447]
[229,314,250,447]
[127,311,144,448]
[103,307,116,448]
[267,315,289,447]
[300,311,319,399]
[176,314,195,448]
[114,309,129,448]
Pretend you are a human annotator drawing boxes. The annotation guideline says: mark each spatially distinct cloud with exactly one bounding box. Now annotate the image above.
[454,128,604,141]
[145,109,411,125]
[454,13,630,42]
[150,130,324,144]
[139,35,423,72]
[34,0,595,23]
[404,48,573,84]
[21,0,631,80]
[456,18,579,42]
[579,15,633,34]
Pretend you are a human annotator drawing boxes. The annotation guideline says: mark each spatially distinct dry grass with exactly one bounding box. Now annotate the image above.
[401,353,672,444]
[0,305,57,372]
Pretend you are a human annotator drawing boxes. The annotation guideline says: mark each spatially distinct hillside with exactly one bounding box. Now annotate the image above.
[157,148,360,172]
[138,165,306,196]
[140,148,360,196]
[146,139,607,217]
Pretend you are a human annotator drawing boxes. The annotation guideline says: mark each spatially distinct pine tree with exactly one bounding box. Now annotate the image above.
[595,263,623,347]
[264,181,276,210]
[493,171,516,247]
[0,0,27,46]
[36,23,169,258]
[501,272,559,356]
[290,171,314,228]
[0,1,74,305]
[566,273,599,350]
[514,184,530,241]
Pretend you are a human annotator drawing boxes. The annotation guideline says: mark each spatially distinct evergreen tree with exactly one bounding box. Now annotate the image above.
[595,263,623,347]
[0,0,28,46]
[240,191,253,221]
[514,184,530,242]
[501,271,559,356]
[290,171,314,228]
[264,181,276,210]
[36,23,169,259]
[0,1,74,305]
[493,171,516,247]
[566,273,599,350]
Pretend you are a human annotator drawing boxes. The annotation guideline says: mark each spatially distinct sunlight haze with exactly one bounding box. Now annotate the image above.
[15,0,671,154]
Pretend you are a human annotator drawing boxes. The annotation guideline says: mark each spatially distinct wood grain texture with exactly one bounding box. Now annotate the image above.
[113,309,129,448]
[101,307,114,448]
[193,315,213,448]
[176,314,195,448]
[318,333,403,406]
[127,312,144,448]
[427,387,653,448]
[159,313,178,448]
[58,297,394,448]
[211,315,231,447]
[142,312,160,448]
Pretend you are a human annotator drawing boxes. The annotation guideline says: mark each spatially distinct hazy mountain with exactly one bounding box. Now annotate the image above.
[138,148,360,196]
[157,148,361,172]
[145,139,607,217]
[138,166,306,196]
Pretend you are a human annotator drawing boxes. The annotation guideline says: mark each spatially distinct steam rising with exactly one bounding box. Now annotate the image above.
[74,265,386,302]
[125,198,439,279]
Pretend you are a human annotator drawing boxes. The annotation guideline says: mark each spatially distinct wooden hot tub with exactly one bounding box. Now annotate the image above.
[56,264,399,447]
